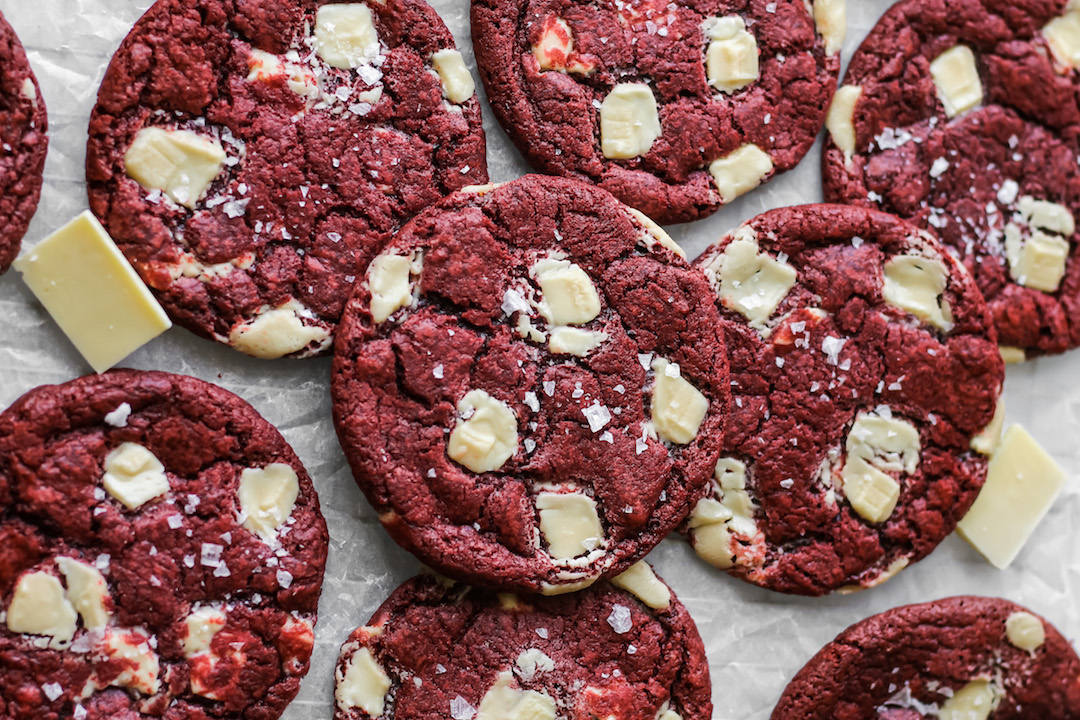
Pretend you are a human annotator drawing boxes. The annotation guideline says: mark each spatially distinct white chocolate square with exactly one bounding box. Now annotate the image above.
[536,492,604,559]
[704,16,759,93]
[1019,195,1075,236]
[239,463,300,544]
[882,253,953,331]
[813,0,846,55]
[531,17,591,74]
[842,410,920,523]
[687,457,761,569]
[1004,226,1069,293]
[368,252,417,323]
[229,301,331,359]
[600,83,662,159]
[938,679,1000,720]
[957,424,1066,569]
[826,84,862,159]
[706,229,796,328]
[709,144,773,203]
[477,672,557,720]
[549,327,608,356]
[448,390,519,473]
[103,442,171,510]
[56,557,111,630]
[183,606,228,657]
[335,646,392,715]
[247,49,320,99]
[533,258,602,326]
[1005,611,1045,652]
[1044,8,1080,70]
[315,3,381,69]
[432,49,475,103]
[929,45,983,117]
[124,127,227,209]
[100,629,161,695]
[626,208,686,259]
[650,358,709,445]
[970,397,1005,456]
[610,561,671,610]
[13,211,172,373]
[841,455,901,523]
[5,571,78,648]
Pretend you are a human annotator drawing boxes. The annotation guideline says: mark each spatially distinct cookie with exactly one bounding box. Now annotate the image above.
[333,564,711,720]
[822,0,1080,358]
[471,0,843,224]
[0,11,48,275]
[686,204,1004,596]
[86,0,487,359]
[331,175,728,595]
[772,596,1080,719]
[0,370,329,718]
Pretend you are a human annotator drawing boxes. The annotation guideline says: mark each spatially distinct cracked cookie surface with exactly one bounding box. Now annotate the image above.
[0,369,328,719]
[333,568,711,720]
[87,0,487,359]
[686,204,1003,596]
[772,596,1080,719]
[0,11,48,275]
[331,175,728,594]
[823,0,1080,357]
[471,0,841,224]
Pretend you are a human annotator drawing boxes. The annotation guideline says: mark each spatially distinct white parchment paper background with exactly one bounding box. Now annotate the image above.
[1,1,1078,718]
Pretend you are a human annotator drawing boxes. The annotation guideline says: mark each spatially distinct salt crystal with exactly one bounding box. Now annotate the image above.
[95,554,110,572]
[614,384,625,394]
[582,402,612,432]
[663,362,681,378]
[997,179,1019,205]
[433,364,444,379]
[525,439,537,453]
[572,382,584,399]
[277,569,293,589]
[780,479,794,489]
[543,381,556,397]
[929,157,950,179]
[103,402,132,427]
[821,336,846,365]
[600,431,614,444]
[450,696,476,720]
[607,604,632,634]
[525,392,540,412]
[167,515,183,529]
[536,627,548,638]
[638,353,653,370]
[42,683,62,701]
[201,543,223,567]
[184,554,196,568]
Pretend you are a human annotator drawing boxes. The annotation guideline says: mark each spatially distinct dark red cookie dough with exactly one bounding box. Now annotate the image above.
[686,204,1003,595]
[0,11,48,275]
[772,596,1080,719]
[822,0,1080,357]
[333,568,711,720]
[86,0,487,358]
[472,0,841,224]
[0,370,329,719]
[331,175,728,594]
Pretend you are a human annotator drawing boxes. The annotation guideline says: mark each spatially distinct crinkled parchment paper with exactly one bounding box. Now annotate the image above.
[1,1,1078,718]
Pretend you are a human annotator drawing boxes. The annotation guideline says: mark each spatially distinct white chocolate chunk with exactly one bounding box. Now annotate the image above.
[1044,8,1080,70]
[238,463,300,544]
[536,492,604,559]
[600,83,662,159]
[102,442,170,510]
[929,45,983,118]
[6,571,78,647]
[650,357,709,445]
[532,17,591,74]
[610,561,671,610]
[247,49,319,99]
[369,252,417,324]
[21,77,36,103]
[183,606,228,657]
[704,16,759,93]
[999,346,1026,364]
[56,557,111,630]
[813,0,846,55]
[124,127,227,209]
[841,411,920,523]
[478,672,557,720]
[627,208,686,259]
[882,254,953,331]
[533,258,602,326]
[1019,195,1076,235]
[432,49,475,103]
[938,680,1000,720]
[549,327,609,356]
[1005,611,1045,652]
[448,390,519,473]
[826,85,862,159]
[1005,226,1070,292]
[229,302,331,358]
[837,556,911,594]
[335,646,391,715]
[709,144,773,203]
[706,230,796,327]
[315,3,381,70]
[516,649,555,680]
[957,425,1066,568]
[100,629,161,695]
[656,708,683,720]
[971,397,1005,456]
[11,211,172,374]
[688,458,760,570]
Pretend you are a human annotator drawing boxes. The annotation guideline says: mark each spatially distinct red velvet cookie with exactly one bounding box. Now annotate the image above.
[86,0,487,359]
[685,204,1004,595]
[472,0,843,224]
[0,11,48,275]
[333,566,711,720]
[0,370,329,719]
[772,596,1080,719]
[331,175,728,594]
[822,0,1080,358]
